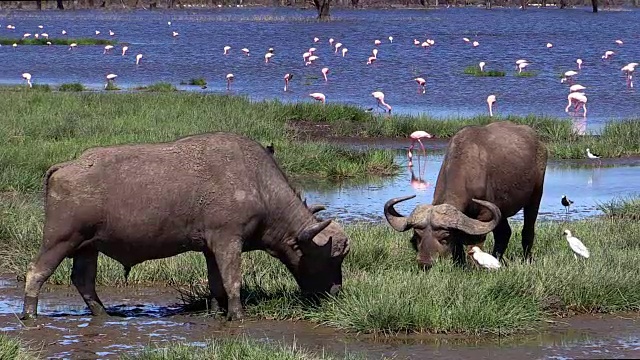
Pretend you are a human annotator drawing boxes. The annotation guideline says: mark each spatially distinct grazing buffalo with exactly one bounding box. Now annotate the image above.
[384,121,547,268]
[22,133,349,321]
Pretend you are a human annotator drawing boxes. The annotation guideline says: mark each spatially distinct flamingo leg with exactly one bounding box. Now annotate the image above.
[417,139,426,158]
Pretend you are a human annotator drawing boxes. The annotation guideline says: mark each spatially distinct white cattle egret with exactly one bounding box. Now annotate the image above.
[22,73,32,88]
[469,246,501,269]
[563,230,590,259]
[309,92,326,104]
[371,91,392,113]
[135,54,143,65]
[487,95,496,117]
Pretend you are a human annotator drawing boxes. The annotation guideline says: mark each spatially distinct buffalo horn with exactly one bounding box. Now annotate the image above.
[298,219,332,244]
[383,195,416,232]
[439,199,502,235]
[307,204,326,214]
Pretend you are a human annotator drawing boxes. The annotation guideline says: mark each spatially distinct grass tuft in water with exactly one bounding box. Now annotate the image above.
[516,71,536,77]
[181,78,207,86]
[122,336,363,360]
[597,196,640,220]
[0,334,37,360]
[134,82,177,92]
[463,66,505,77]
[58,83,86,92]
[0,37,116,46]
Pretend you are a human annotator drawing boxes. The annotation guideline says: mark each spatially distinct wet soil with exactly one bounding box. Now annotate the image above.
[1,275,639,359]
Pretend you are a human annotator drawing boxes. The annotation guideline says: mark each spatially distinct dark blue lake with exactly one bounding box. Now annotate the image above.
[1,7,640,130]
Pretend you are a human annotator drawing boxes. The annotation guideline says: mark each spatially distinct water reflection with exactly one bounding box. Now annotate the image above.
[571,117,587,135]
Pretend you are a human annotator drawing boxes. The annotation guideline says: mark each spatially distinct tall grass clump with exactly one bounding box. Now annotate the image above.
[463,66,505,77]
[515,71,536,77]
[122,337,363,360]
[2,193,640,334]
[597,196,640,220]
[0,334,37,360]
[58,83,86,92]
[181,78,207,86]
[0,37,115,46]
[135,82,177,92]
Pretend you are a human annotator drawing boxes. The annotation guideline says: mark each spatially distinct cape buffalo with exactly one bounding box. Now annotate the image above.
[22,133,349,321]
[384,121,547,268]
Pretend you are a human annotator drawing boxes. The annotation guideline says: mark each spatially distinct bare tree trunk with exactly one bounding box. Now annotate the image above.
[312,0,331,19]
[36,0,43,9]
[57,0,65,8]
[591,0,597,11]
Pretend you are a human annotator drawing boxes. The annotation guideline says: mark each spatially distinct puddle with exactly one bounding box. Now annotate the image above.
[1,275,640,359]
[300,150,640,223]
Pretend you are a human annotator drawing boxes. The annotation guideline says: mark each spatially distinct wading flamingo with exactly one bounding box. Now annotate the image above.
[103,45,114,54]
[569,84,586,93]
[487,95,496,117]
[472,41,479,47]
[265,52,274,63]
[561,70,578,84]
[479,62,486,72]
[576,58,583,70]
[172,31,179,37]
[305,55,318,66]
[68,43,77,50]
[367,56,376,65]
[342,48,348,57]
[615,39,623,45]
[309,92,326,104]
[622,63,637,88]
[408,130,433,166]
[334,42,342,53]
[518,62,529,73]
[226,73,234,90]
[242,48,250,56]
[414,77,426,94]
[321,67,329,82]
[223,45,231,55]
[388,36,393,43]
[546,42,553,48]
[135,54,143,65]
[284,73,292,92]
[371,91,392,113]
[565,92,587,118]
[122,46,128,56]
[602,50,614,59]
[22,73,32,88]
[105,73,117,89]
[515,59,528,70]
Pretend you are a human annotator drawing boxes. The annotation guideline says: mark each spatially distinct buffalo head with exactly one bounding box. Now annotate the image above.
[384,195,501,269]
[290,206,349,297]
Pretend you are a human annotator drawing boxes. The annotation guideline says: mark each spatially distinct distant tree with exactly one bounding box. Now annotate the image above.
[311,0,331,19]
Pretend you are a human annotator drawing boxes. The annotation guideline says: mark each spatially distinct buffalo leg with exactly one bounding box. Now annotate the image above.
[204,251,227,315]
[522,189,543,261]
[491,219,512,260]
[71,247,107,316]
[22,232,82,320]
[209,236,243,321]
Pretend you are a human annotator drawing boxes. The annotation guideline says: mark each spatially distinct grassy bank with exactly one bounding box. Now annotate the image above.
[123,337,361,360]
[2,194,639,334]
[0,334,37,360]
[0,37,115,46]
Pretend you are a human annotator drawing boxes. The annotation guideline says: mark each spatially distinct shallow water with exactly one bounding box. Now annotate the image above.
[300,143,640,223]
[1,276,639,359]
[1,8,640,126]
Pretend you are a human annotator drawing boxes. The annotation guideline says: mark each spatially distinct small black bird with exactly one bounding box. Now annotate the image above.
[266,142,275,155]
[561,195,574,213]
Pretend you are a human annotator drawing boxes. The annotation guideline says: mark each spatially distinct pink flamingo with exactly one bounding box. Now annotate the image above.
[576,58,582,70]
[566,92,587,118]
[309,92,326,104]
[284,73,292,92]
[367,56,377,65]
[487,95,497,117]
[408,131,433,167]
[321,67,329,82]
[223,45,231,55]
[242,48,250,56]
[414,77,426,94]
[265,52,273,63]
[371,91,391,113]
[226,73,234,90]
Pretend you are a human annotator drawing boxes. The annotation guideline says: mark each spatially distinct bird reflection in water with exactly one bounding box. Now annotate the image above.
[572,117,587,135]
[408,154,431,191]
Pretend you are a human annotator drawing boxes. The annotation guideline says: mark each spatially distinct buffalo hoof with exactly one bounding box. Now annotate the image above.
[226,309,244,321]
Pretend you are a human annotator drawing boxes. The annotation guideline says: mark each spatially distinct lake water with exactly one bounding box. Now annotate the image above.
[1,7,640,129]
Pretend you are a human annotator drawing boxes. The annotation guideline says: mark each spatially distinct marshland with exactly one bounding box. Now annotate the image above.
[1,5,640,360]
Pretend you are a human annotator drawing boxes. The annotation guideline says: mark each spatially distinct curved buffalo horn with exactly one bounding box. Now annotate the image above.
[298,219,332,244]
[438,199,502,236]
[307,204,326,214]
[383,195,416,232]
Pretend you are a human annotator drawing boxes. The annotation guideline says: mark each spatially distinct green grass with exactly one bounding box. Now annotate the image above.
[0,334,37,360]
[134,82,178,92]
[181,78,207,86]
[597,196,640,220]
[463,66,505,77]
[58,83,86,92]
[0,37,116,46]
[122,337,362,360]
[2,193,640,335]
